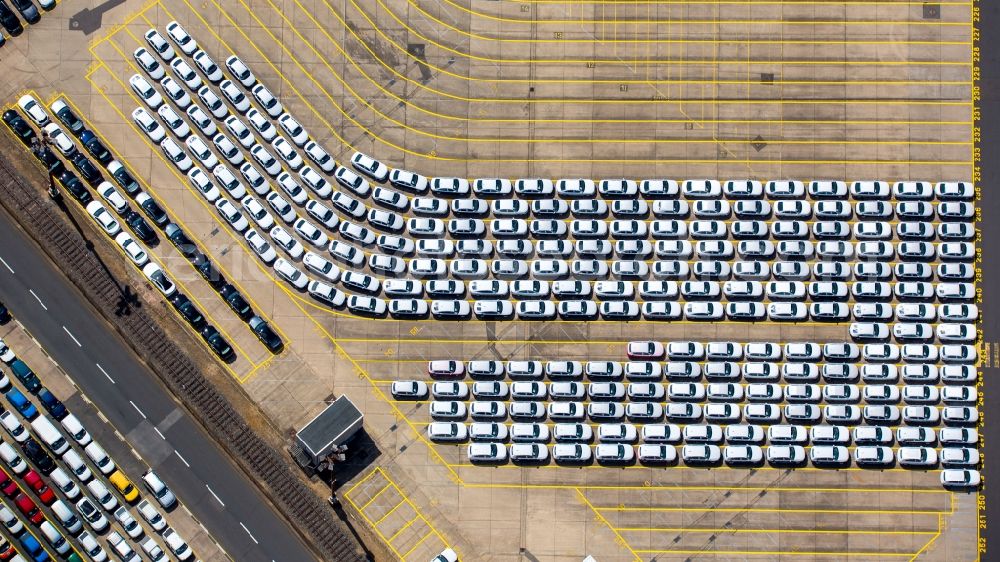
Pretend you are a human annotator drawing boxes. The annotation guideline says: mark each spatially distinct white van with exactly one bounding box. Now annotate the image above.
[48,468,81,500]
[39,520,70,555]
[141,470,177,509]
[49,499,83,534]
[84,442,116,475]
[30,416,69,455]
[62,449,93,481]
[59,413,92,446]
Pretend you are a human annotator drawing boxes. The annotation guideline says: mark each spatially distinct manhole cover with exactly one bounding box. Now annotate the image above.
[923,4,941,19]
[751,135,767,152]
[760,72,774,84]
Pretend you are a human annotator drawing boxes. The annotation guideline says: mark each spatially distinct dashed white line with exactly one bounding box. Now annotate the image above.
[206,485,225,507]
[174,450,190,468]
[29,290,47,310]
[153,427,165,440]
[240,522,259,544]
[129,401,146,419]
[95,363,115,384]
[0,256,13,274]
[62,326,82,347]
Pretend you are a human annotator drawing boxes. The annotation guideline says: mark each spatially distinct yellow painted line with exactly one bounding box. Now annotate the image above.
[358,483,394,512]
[402,0,974,44]
[423,0,972,25]
[343,467,383,499]
[632,549,918,556]
[372,499,407,526]
[386,516,420,542]
[908,514,945,561]
[576,488,641,562]
[596,506,947,514]
[615,527,939,535]
[458,482,949,494]
[168,0,973,164]
[399,530,435,560]
[446,461,929,474]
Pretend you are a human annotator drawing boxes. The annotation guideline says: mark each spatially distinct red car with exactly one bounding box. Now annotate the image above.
[22,470,55,505]
[0,536,15,560]
[0,469,16,498]
[13,493,43,525]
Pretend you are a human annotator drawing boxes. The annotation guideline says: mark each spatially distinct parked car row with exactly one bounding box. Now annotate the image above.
[462,439,979,483]
[5,95,282,357]
[0,334,189,560]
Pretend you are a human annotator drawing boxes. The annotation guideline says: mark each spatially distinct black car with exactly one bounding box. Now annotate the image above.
[9,359,39,394]
[249,315,283,354]
[80,131,112,165]
[36,388,67,421]
[70,153,102,186]
[136,193,168,227]
[35,147,64,176]
[52,103,85,136]
[200,325,235,362]
[164,224,198,258]
[194,256,225,289]
[109,163,140,196]
[123,209,156,244]
[170,293,206,330]
[20,438,55,475]
[220,284,253,320]
[2,110,35,146]
[0,2,23,35]
[0,301,10,324]
[8,0,38,24]
[56,170,91,204]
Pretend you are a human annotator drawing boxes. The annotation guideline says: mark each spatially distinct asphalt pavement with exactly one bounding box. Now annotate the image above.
[0,212,317,562]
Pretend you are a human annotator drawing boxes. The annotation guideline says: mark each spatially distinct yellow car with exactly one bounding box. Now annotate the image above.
[109,470,140,503]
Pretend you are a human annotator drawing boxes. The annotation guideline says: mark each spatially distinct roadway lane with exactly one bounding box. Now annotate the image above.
[979,0,994,553]
[0,213,317,562]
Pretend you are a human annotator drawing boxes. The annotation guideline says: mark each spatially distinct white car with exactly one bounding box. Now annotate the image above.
[142,263,176,297]
[131,107,165,142]
[18,95,49,127]
[165,20,197,54]
[192,50,223,82]
[351,152,389,182]
[271,136,303,170]
[42,123,76,156]
[114,232,149,267]
[269,225,305,260]
[129,74,163,109]
[427,422,467,443]
[390,380,428,400]
[187,167,221,202]
[157,104,191,138]
[85,201,121,236]
[133,47,165,80]
[170,58,203,90]
[144,29,176,61]
[216,198,249,232]
[274,258,308,290]
[251,84,283,117]
[244,228,278,263]
[278,114,309,147]
[225,55,256,87]
[185,135,218,169]
[213,133,244,165]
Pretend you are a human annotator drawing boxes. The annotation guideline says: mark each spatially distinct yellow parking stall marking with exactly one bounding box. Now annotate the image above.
[909,514,945,561]
[343,467,457,560]
[236,0,969,148]
[168,0,971,165]
[386,515,420,542]
[400,530,435,559]
[55,91,265,378]
[596,506,947,514]
[88,0,160,50]
[359,483,394,512]
[633,549,917,556]
[576,488,642,561]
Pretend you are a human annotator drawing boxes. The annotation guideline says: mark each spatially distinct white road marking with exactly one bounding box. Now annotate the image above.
[240,522,259,544]
[174,450,190,468]
[129,401,146,419]
[95,363,115,384]
[206,485,225,507]
[0,256,13,274]
[62,326,82,347]
[153,427,165,440]
[29,290,46,310]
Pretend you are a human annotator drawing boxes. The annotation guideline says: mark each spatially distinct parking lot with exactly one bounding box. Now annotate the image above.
[0,0,982,559]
